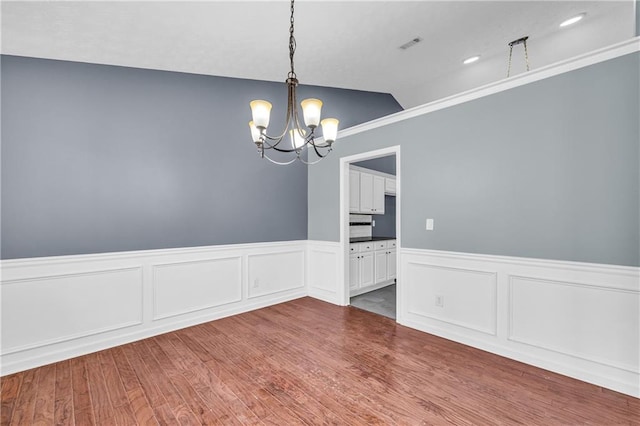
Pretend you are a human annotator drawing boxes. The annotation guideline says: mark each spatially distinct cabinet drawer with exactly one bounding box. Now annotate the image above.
[360,242,374,252]
[374,241,387,250]
[349,244,359,253]
[388,240,397,248]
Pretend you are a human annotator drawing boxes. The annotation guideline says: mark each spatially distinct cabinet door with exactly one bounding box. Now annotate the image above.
[359,252,375,288]
[374,250,388,283]
[349,254,360,290]
[349,170,360,213]
[372,175,385,214]
[387,249,397,280]
[385,177,396,195]
[359,173,374,213]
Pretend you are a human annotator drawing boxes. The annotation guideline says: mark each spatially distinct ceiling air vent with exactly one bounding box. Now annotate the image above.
[399,37,423,50]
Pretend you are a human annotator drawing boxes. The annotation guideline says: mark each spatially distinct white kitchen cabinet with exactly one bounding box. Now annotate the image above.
[350,166,392,214]
[372,175,385,214]
[374,241,396,284]
[385,177,396,195]
[349,254,359,290]
[357,172,385,214]
[387,249,397,280]
[374,250,388,283]
[349,240,396,297]
[349,242,375,292]
[359,172,373,213]
[349,170,360,213]
[359,252,375,288]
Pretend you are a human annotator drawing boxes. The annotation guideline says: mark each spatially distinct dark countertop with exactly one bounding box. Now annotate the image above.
[349,236,396,243]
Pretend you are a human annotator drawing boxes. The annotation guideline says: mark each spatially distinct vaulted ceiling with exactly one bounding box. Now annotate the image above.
[2,1,635,108]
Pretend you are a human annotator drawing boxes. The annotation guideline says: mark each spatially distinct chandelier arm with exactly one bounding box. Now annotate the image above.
[299,149,332,165]
[259,134,295,152]
[262,152,299,166]
[260,81,296,145]
[311,140,329,158]
[265,143,299,154]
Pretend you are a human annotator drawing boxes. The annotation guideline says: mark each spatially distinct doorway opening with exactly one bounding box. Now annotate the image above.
[340,147,400,321]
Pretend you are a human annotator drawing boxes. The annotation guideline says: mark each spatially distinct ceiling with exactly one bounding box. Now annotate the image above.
[1,1,635,108]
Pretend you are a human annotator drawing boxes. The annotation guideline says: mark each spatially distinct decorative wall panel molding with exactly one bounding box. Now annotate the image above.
[1,267,143,355]
[247,250,305,299]
[400,248,640,398]
[0,241,306,375]
[152,257,243,320]
[405,263,497,335]
[306,241,343,305]
[508,274,639,373]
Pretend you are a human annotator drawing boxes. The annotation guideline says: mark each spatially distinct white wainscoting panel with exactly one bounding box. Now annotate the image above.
[247,250,305,299]
[152,257,243,320]
[405,263,497,335]
[400,248,640,398]
[0,241,307,375]
[509,275,639,373]
[306,241,343,305]
[1,267,143,354]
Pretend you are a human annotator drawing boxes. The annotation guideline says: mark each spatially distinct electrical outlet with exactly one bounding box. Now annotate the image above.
[426,218,434,231]
[435,294,444,307]
[253,279,260,288]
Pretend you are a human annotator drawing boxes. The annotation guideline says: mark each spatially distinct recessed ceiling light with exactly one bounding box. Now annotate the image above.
[463,56,480,65]
[560,13,586,28]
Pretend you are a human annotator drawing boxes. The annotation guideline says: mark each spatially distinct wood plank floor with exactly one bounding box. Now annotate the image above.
[2,297,639,425]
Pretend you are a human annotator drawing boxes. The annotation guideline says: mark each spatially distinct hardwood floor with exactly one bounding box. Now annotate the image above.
[2,297,638,425]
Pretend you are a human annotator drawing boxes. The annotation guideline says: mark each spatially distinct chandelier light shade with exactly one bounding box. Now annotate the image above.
[248,0,339,165]
[249,100,272,129]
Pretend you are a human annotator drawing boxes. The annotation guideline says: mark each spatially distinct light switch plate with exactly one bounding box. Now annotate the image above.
[426,218,434,230]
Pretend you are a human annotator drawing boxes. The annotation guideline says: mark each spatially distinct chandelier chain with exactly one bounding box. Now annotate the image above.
[288,0,296,78]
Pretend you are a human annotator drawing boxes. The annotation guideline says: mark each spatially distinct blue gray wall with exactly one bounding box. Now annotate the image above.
[353,155,396,175]
[308,53,640,267]
[372,196,396,238]
[1,55,402,259]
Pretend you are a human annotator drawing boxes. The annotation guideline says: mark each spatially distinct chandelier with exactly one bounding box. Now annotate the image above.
[248,0,339,165]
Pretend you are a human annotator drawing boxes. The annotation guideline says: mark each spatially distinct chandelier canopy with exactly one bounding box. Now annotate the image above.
[249,0,339,165]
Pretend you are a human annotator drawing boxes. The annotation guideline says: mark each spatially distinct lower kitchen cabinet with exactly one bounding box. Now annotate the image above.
[350,240,396,297]
[388,249,397,280]
[374,250,388,283]
[349,245,374,291]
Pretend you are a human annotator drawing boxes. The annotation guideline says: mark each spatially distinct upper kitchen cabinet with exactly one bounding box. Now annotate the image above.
[349,170,361,213]
[359,173,385,214]
[349,166,394,215]
[385,177,396,195]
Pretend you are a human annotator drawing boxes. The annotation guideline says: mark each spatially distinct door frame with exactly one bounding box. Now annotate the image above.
[339,146,401,321]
